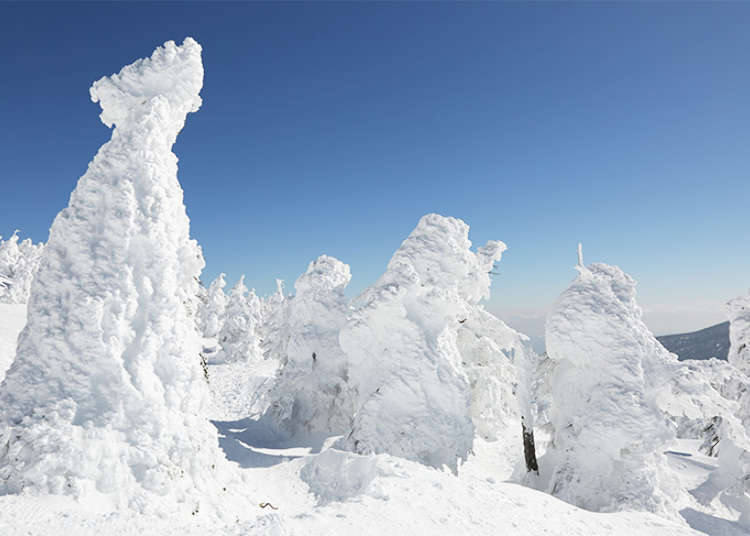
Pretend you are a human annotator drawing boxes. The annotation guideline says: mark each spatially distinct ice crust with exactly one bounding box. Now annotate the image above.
[0,38,236,512]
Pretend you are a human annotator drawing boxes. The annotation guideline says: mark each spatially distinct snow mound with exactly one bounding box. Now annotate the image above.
[300,449,400,505]
[541,261,675,515]
[266,255,355,438]
[0,38,240,514]
[338,214,506,472]
[0,232,44,304]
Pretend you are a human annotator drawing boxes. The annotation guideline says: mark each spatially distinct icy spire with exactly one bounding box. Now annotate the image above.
[0,38,232,512]
[577,242,583,268]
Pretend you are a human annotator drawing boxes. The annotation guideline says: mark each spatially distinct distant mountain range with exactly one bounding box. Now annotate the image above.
[656,321,730,361]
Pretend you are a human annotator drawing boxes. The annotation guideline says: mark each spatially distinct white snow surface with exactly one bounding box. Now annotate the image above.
[0,38,244,515]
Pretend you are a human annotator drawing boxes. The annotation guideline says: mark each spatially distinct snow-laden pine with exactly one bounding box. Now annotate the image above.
[541,261,675,514]
[217,276,262,362]
[197,273,227,339]
[337,214,507,471]
[0,38,239,513]
[266,255,355,438]
[0,232,44,304]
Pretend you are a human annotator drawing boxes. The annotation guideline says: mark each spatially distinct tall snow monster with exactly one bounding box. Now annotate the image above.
[0,38,231,511]
[338,214,507,472]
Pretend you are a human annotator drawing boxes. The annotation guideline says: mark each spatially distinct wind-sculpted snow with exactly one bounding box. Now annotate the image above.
[542,262,675,514]
[0,38,240,514]
[266,255,356,437]
[0,232,44,304]
[337,214,507,471]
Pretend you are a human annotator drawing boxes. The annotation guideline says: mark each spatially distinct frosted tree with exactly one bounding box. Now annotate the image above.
[197,272,227,338]
[728,292,750,376]
[0,38,235,512]
[217,276,262,362]
[0,231,44,304]
[337,214,506,472]
[541,260,674,514]
[266,255,354,437]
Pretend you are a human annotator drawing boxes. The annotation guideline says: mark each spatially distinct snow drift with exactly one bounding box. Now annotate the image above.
[0,38,235,512]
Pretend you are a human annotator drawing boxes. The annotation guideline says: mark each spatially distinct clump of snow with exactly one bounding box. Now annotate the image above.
[0,38,241,514]
[217,276,263,363]
[266,255,355,438]
[0,232,44,304]
[541,261,675,514]
[300,448,398,505]
[197,273,227,339]
[337,214,506,472]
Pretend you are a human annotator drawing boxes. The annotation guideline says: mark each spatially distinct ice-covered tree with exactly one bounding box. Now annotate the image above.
[0,231,44,304]
[728,292,750,376]
[337,214,506,472]
[266,255,354,437]
[197,272,227,338]
[217,276,262,362]
[541,261,674,514]
[0,38,235,512]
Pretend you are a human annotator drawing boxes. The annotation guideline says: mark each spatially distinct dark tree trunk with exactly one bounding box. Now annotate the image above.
[522,418,538,474]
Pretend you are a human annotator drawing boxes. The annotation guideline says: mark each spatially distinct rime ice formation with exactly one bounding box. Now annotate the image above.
[217,276,262,362]
[337,214,506,471]
[0,232,44,304]
[266,255,355,437]
[197,273,227,339]
[727,292,750,376]
[0,38,233,511]
[542,262,674,514]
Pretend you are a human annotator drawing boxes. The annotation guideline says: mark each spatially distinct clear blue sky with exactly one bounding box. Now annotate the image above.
[1,2,748,335]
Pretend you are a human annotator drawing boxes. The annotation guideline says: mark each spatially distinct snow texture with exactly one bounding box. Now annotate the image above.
[266,255,356,438]
[338,214,506,472]
[0,232,44,304]
[542,261,675,515]
[0,38,237,513]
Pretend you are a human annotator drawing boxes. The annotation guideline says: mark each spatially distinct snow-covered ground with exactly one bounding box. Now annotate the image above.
[1,305,744,535]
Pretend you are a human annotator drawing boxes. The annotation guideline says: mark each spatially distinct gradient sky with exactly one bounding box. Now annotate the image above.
[1,2,748,335]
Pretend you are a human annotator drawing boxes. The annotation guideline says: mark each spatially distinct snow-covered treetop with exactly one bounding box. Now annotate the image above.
[294,254,351,297]
[373,213,506,305]
[90,37,203,137]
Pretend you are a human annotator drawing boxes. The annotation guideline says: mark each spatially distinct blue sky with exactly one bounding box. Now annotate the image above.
[1,2,748,335]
